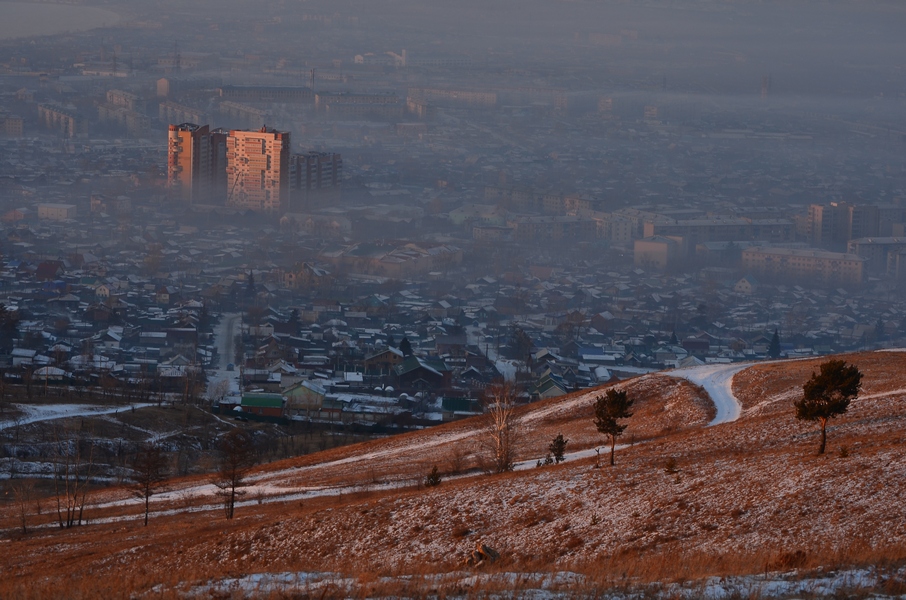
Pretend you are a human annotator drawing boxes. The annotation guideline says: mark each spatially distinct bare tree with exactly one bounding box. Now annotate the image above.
[212,428,255,519]
[483,384,519,473]
[0,370,7,416]
[183,367,200,405]
[207,379,230,406]
[11,479,36,534]
[52,428,96,528]
[23,368,33,399]
[131,443,169,526]
[233,334,244,365]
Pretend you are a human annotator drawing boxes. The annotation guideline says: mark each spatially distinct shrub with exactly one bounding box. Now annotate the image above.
[425,465,441,487]
[536,453,554,468]
[548,433,568,464]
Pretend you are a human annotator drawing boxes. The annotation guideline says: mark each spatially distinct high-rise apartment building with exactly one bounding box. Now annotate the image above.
[289,151,343,210]
[806,202,849,249]
[225,127,291,213]
[168,123,213,204]
[806,201,881,250]
[847,204,879,240]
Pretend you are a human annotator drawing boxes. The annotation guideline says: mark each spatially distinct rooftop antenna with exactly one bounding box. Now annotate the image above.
[310,68,315,90]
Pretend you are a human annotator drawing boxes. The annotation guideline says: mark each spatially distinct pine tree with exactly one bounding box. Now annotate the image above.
[768,329,781,359]
[669,331,678,345]
[424,465,441,487]
[594,389,634,466]
[875,317,885,342]
[794,359,862,454]
[548,433,568,464]
[399,337,413,357]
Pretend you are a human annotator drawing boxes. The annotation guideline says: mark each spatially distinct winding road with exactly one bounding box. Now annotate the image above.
[667,363,749,425]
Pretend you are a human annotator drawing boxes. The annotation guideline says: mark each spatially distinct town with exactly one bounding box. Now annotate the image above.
[1,0,906,445]
[3,0,906,597]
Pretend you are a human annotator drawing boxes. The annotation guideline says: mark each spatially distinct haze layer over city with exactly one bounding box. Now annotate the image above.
[1,0,906,597]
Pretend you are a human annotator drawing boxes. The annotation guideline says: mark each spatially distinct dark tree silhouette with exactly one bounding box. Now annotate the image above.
[11,479,35,534]
[768,329,781,359]
[131,443,168,526]
[511,327,533,361]
[0,303,18,352]
[594,389,634,466]
[669,331,679,346]
[424,465,441,487]
[548,433,568,464]
[399,337,413,357]
[287,308,301,334]
[198,302,211,332]
[212,429,255,519]
[795,360,862,454]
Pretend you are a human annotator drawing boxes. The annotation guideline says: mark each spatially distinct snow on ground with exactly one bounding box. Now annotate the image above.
[191,570,588,598]
[84,354,898,523]
[518,386,602,426]
[186,566,896,599]
[0,403,153,431]
[667,363,749,425]
[466,324,522,383]
[90,476,418,519]
[79,358,756,515]
[513,445,615,470]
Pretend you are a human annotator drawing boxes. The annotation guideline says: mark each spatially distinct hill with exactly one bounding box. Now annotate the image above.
[2,351,906,598]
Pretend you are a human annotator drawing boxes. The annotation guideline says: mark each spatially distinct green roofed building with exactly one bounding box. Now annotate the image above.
[240,393,287,419]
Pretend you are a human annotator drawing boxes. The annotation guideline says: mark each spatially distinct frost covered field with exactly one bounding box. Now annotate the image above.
[3,351,906,598]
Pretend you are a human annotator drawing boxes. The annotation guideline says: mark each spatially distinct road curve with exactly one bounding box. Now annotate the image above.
[667,363,750,426]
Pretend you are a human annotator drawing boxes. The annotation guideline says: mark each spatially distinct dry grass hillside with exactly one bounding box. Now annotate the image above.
[2,352,906,598]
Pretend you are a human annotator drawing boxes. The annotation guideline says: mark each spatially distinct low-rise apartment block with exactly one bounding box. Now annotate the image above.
[742,246,865,286]
[38,203,77,221]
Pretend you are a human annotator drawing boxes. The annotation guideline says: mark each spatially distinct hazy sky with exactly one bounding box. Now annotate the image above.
[0,2,120,40]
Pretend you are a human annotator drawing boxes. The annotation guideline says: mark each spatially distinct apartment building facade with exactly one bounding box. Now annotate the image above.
[168,123,217,204]
[742,247,865,286]
[225,127,291,213]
